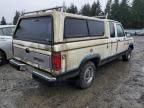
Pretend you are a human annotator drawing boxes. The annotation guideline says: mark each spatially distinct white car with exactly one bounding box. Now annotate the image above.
[0,25,15,65]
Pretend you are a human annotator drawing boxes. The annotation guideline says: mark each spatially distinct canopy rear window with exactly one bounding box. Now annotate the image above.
[15,16,53,44]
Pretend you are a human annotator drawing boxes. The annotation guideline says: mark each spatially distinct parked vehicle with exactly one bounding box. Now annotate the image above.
[10,7,134,89]
[0,25,15,65]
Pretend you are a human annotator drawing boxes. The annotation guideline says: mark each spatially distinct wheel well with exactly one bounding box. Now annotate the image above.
[80,56,101,68]
[90,57,101,67]
[0,49,7,59]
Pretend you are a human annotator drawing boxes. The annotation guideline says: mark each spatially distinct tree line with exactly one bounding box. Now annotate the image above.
[1,0,144,29]
[0,11,23,25]
[66,0,144,29]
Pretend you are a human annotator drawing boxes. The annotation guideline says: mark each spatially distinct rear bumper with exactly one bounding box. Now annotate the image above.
[10,59,79,82]
[10,59,27,71]
[9,59,56,82]
[32,71,56,82]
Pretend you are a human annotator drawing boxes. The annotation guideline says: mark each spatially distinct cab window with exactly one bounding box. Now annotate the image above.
[109,22,115,38]
[116,24,125,37]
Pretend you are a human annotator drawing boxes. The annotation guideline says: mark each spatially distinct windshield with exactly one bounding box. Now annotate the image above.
[14,16,53,44]
[0,27,15,36]
[3,27,15,36]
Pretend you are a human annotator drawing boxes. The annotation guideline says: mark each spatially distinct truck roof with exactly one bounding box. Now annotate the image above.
[21,10,120,24]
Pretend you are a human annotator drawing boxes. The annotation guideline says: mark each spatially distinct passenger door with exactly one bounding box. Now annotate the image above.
[109,22,117,56]
[116,24,126,54]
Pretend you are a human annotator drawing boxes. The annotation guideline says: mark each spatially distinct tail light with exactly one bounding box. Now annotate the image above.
[52,52,61,71]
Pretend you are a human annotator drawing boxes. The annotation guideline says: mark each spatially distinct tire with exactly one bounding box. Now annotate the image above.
[0,51,6,65]
[122,48,132,61]
[76,61,96,89]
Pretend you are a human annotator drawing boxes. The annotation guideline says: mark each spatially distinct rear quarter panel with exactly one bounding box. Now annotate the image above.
[53,38,109,73]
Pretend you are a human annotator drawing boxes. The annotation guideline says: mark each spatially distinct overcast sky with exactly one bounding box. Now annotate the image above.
[0,0,107,23]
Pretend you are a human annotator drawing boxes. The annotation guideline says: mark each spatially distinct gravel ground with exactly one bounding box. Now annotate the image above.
[0,37,144,108]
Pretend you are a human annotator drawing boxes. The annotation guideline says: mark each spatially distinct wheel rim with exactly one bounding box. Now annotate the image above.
[84,66,94,84]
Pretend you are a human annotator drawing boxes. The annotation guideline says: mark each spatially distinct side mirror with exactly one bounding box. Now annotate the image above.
[125,32,131,37]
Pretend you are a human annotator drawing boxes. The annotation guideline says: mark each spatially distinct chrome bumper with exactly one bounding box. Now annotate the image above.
[10,59,56,82]
[32,71,56,82]
[9,59,27,71]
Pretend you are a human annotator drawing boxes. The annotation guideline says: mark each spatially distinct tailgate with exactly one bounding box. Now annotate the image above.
[13,41,52,71]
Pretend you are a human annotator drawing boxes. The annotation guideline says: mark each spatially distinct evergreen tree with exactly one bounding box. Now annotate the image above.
[96,0,104,16]
[110,0,120,21]
[104,0,112,18]
[1,17,7,25]
[119,0,130,28]
[66,4,78,14]
[80,3,91,16]
[131,0,144,28]
[91,2,97,16]
[91,1,103,16]
[21,10,25,16]
[13,11,20,25]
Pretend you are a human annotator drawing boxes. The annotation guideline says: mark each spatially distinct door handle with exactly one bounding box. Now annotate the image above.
[117,39,121,42]
[25,48,30,53]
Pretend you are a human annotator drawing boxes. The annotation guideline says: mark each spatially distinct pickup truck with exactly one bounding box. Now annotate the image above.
[10,8,134,89]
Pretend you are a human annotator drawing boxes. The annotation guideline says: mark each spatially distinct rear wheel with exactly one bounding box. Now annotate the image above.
[76,61,96,89]
[0,51,6,65]
[122,48,132,61]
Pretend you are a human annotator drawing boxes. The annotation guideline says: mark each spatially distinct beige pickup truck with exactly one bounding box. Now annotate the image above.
[10,7,134,89]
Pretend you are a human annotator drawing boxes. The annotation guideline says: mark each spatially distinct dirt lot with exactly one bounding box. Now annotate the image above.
[0,37,144,108]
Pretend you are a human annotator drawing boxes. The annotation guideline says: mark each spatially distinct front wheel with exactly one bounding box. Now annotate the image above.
[122,49,132,61]
[76,61,96,89]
